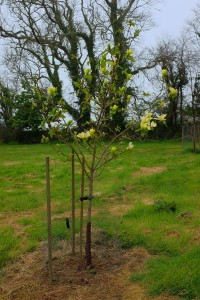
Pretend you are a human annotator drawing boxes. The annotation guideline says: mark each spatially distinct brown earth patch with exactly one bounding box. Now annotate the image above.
[7,183,34,191]
[0,211,36,239]
[192,228,200,244]
[110,166,124,172]
[141,198,154,205]
[24,173,38,179]
[107,204,133,216]
[2,177,14,182]
[50,160,60,166]
[93,192,102,197]
[166,230,180,238]
[2,161,20,166]
[0,230,179,300]
[134,166,166,177]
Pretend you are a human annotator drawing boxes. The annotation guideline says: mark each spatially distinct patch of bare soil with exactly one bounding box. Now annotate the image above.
[2,177,14,182]
[0,230,179,300]
[107,204,133,216]
[50,160,60,166]
[0,211,35,238]
[24,173,38,179]
[134,166,166,177]
[2,161,20,166]
[166,230,180,238]
[141,198,154,205]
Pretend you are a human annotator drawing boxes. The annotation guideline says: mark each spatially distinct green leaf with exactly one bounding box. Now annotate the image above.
[134,29,141,38]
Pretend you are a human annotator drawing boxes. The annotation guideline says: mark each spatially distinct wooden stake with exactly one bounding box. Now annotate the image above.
[79,156,85,266]
[71,149,76,254]
[46,157,53,282]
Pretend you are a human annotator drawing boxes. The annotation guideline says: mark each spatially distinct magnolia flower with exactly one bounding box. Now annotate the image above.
[89,128,95,136]
[140,112,158,131]
[140,122,150,130]
[140,112,152,129]
[112,57,118,65]
[156,100,166,108]
[100,67,107,75]
[84,68,91,75]
[41,135,49,143]
[85,131,91,138]
[127,95,131,101]
[47,86,57,96]
[77,132,87,139]
[111,146,117,153]
[126,73,132,80]
[157,114,167,123]
[142,112,152,122]
[77,128,95,139]
[127,142,134,150]
[126,49,133,56]
[112,105,118,111]
[150,121,157,128]
[119,87,126,93]
[162,69,168,80]
[168,87,178,99]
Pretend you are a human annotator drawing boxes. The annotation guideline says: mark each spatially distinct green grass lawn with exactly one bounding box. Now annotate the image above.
[0,141,200,299]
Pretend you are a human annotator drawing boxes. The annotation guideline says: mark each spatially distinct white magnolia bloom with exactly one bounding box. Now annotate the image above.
[77,132,88,139]
[157,114,167,122]
[140,112,153,130]
[127,142,134,150]
[150,121,157,128]
[77,128,95,139]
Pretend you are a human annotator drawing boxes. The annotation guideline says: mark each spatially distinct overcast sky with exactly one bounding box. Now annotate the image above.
[0,0,199,77]
[143,0,199,46]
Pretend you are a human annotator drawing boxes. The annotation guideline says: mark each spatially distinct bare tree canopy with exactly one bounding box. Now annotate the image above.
[0,0,155,129]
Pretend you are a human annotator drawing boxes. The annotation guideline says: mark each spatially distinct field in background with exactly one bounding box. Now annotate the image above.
[0,141,200,299]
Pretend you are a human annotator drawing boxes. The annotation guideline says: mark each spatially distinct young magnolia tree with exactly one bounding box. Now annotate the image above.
[41,42,168,267]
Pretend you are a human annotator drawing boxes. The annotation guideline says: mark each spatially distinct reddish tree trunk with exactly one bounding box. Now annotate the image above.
[85,222,92,267]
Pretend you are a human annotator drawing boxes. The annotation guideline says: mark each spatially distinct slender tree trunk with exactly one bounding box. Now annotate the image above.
[180,86,183,127]
[85,172,94,267]
[192,92,196,153]
[79,157,85,267]
[71,149,76,254]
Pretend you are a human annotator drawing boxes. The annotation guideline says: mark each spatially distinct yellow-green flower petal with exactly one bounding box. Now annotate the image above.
[150,121,157,128]
[157,114,167,122]
[168,87,178,99]
[77,132,86,139]
[89,128,95,136]
[47,86,57,96]
[111,146,117,153]
[162,69,168,80]
[126,142,134,150]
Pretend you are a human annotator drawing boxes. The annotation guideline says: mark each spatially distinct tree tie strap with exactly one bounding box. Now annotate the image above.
[80,196,94,201]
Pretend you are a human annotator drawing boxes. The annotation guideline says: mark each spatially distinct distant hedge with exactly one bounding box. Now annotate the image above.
[0,127,46,144]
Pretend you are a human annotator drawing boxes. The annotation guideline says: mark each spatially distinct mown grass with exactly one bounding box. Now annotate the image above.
[0,141,200,299]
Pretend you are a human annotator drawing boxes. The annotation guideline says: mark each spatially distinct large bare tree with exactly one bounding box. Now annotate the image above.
[146,32,200,136]
[0,0,155,130]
